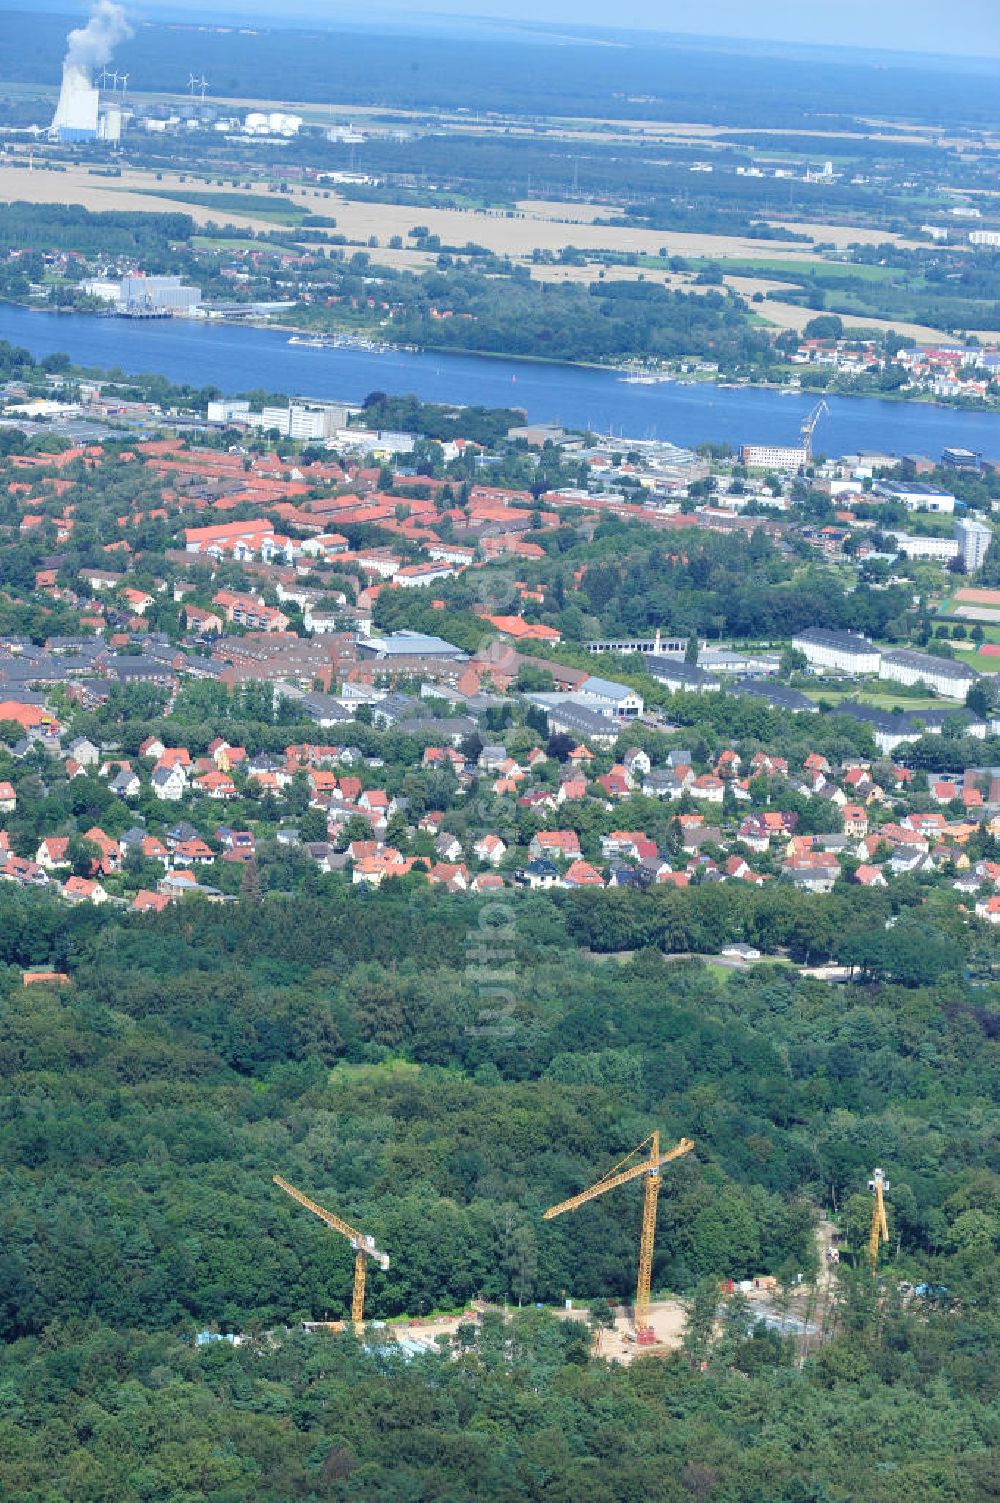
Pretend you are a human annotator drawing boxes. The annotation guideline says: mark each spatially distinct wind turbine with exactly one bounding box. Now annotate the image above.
[199,74,209,100]
[188,72,198,97]
[120,74,129,98]
[111,71,119,91]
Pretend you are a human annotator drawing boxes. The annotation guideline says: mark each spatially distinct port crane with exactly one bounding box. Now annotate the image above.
[543,1133,694,1344]
[273,1174,389,1329]
[868,1167,889,1268]
[800,399,829,465]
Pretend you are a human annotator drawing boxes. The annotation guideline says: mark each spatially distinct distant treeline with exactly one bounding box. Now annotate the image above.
[4,11,1000,129]
[0,201,194,258]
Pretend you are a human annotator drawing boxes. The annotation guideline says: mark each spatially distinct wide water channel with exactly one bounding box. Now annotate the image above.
[4,302,1000,457]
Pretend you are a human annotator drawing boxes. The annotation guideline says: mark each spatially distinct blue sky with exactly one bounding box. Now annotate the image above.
[135,0,1000,58]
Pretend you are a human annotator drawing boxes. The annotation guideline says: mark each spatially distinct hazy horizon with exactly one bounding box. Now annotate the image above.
[19,0,1000,62]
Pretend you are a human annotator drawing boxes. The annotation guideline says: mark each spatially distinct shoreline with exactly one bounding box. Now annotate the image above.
[5,300,1000,443]
[233,313,1000,412]
[7,299,1000,413]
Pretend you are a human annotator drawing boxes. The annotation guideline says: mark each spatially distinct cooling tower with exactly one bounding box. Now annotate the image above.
[51,62,100,142]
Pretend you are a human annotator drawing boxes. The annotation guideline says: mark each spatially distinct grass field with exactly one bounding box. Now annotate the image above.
[810,688,949,710]
[949,643,1000,673]
[138,189,310,225]
[685,256,900,283]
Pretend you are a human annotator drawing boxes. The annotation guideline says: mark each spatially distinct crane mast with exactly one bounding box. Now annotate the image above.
[800,399,829,465]
[544,1133,693,1344]
[635,1134,662,1336]
[273,1174,389,1329]
[868,1167,889,1268]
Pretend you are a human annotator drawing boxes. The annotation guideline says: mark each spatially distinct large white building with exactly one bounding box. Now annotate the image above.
[873,481,957,514]
[792,628,881,676]
[207,399,251,424]
[120,275,202,314]
[81,278,122,304]
[576,675,644,720]
[878,648,978,700]
[888,532,960,562]
[334,428,416,457]
[955,516,993,573]
[246,402,350,440]
[81,274,201,314]
[740,444,807,472]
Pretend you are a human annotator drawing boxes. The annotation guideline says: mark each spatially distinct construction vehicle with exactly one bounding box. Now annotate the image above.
[868,1168,889,1269]
[273,1174,389,1330]
[543,1133,694,1344]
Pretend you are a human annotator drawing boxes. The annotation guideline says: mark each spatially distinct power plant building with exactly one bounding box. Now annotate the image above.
[51,63,100,141]
[51,65,127,144]
[120,275,202,313]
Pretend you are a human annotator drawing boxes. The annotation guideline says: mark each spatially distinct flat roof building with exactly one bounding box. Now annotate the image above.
[358,631,466,660]
[888,532,959,563]
[955,517,993,574]
[120,275,202,314]
[942,447,982,472]
[873,481,957,514]
[740,444,807,472]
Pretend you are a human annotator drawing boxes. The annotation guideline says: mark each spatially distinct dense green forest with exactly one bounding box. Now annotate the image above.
[290,268,770,368]
[1,875,999,1500]
[376,520,932,646]
[0,203,194,259]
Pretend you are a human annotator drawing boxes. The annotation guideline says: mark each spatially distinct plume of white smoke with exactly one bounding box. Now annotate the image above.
[65,1,132,72]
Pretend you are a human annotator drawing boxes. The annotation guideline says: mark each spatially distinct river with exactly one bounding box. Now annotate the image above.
[3,302,1000,457]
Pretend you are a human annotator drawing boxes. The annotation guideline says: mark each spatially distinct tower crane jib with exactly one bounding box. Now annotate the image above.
[543,1134,693,1343]
[273,1174,388,1329]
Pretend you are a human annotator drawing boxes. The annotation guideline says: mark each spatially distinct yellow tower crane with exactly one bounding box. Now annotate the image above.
[868,1167,889,1269]
[543,1133,694,1345]
[273,1174,389,1330]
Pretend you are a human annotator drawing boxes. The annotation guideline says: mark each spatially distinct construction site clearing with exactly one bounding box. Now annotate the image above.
[262,1145,856,1363]
[245,1274,828,1367]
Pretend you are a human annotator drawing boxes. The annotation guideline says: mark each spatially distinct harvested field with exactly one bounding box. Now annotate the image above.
[517,199,612,224]
[748,295,954,343]
[529,263,698,290]
[769,219,924,250]
[0,161,911,269]
[287,188,836,261]
[0,164,284,234]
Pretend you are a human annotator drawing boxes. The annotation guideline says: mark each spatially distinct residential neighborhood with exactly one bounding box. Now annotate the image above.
[0,392,998,948]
